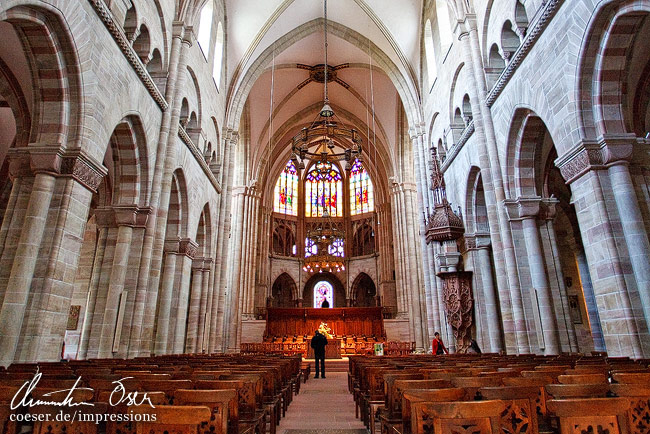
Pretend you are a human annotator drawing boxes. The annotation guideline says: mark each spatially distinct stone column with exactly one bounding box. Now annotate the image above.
[557,140,645,357]
[604,137,650,336]
[540,201,578,352]
[573,242,606,352]
[197,261,212,352]
[96,207,137,358]
[213,133,237,352]
[154,242,179,355]
[185,260,204,353]
[172,238,198,353]
[0,172,56,366]
[132,23,191,356]
[78,225,109,359]
[0,158,34,309]
[458,19,529,353]
[508,197,560,354]
[466,234,503,352]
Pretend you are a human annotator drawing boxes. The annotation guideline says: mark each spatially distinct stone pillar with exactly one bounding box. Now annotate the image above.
[213,133,237,352]
[508,197,560,354]
[185,260,204,353]
[540,201,578,352]
[604,138,650,335]
[197,261,212,352]
[172,238,198,353]
[131,23,191,356]
[557,139,645,357]
[96,207,137,358]
[573,243,606,352]
[466,234,503,352]
[0,159,33,309]
[0,172,56,366]
[154,243,179,355]
[458,19,529,353]
[78,225,109,359]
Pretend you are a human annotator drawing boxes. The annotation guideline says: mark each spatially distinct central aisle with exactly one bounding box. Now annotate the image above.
[278,370,368,434]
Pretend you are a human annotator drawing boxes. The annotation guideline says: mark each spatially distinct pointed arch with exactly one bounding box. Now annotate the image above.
[226,19,421,133]
[305,160,343,217]
[349,159,374,215]
[274,160,298,215]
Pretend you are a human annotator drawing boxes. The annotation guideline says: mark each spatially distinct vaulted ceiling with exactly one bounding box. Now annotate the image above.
[223,0,424,187]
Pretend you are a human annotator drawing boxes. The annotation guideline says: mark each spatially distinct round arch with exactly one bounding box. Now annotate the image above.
[303,272,345,308]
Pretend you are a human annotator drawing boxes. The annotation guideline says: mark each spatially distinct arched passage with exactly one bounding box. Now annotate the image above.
[351,273,377,307]
[271,273,298,308]
[303,272,345,308]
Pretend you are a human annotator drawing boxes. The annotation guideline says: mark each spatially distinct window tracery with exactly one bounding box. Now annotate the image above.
[274,160,299,215]
[349,159,374,215]
[305,161,343,217]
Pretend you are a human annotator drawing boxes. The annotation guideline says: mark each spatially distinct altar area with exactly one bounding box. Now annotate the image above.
[251,307,387,358]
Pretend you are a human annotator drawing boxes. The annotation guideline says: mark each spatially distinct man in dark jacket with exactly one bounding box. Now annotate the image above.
[311,330,328,378]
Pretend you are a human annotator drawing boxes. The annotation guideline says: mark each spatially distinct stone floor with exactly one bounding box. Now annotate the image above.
[278,371,368,433]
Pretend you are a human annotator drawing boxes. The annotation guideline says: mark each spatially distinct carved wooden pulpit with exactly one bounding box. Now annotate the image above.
[437,271,474,353]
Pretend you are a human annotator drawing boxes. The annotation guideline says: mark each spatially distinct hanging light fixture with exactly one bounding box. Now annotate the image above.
[291,0,362,175]
[303,209,346,273]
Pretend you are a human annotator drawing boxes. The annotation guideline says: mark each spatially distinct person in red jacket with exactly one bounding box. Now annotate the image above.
[432,332,449,355]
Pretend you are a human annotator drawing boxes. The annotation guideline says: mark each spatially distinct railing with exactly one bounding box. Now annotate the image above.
[178,125,222,193]
[441,120,475,173]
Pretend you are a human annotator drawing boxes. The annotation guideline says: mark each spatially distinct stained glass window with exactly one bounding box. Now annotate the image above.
[349,159,374,215]
[305,237,318,257]
[328,238,345,257]
[305,161,343,217]
[274,160,298,215]
[314,281,334,308]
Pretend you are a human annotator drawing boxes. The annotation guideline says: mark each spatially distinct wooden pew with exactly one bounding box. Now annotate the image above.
[128,405,211,434]
[547,398,630,434]
[410,400,506,434]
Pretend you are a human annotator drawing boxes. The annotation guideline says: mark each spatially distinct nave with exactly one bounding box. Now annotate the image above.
[1,352,650,434]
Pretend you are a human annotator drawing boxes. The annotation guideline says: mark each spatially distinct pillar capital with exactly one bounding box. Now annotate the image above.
[555,134,636,184]
[112,205,151,227]
[94,207,115,228]
[5,147,106,191]
[503,196,543,221]
[192,257,213,271]
[178,238,199,259]
[462,233,491,252]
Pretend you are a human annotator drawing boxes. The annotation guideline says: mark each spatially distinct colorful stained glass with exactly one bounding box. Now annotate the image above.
[274,160,299,215]
[305,237,318,257]
[314,281,334,308]
[305,161,343,217]
[349,159,374,215]
[328,238,345,257]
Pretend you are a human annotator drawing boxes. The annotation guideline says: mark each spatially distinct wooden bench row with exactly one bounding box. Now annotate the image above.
[0,354,304,434]
[347,354,650,434]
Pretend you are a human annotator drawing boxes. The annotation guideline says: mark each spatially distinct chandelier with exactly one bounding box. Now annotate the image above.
[290,0,362,173]
[303,209,346,273]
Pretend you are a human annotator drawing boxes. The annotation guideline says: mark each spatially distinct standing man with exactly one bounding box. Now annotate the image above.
[311,330,328,378]
[432,332,449,355]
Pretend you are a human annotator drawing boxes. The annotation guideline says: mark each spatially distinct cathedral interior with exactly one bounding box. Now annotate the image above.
[0,0,650,367]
